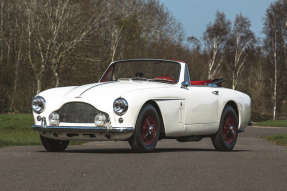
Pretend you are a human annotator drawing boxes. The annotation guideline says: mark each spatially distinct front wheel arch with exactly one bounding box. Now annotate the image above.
[129,103,161,152]
[139,100,165,138]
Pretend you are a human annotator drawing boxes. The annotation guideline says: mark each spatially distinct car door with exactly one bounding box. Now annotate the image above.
[183,86,219,134]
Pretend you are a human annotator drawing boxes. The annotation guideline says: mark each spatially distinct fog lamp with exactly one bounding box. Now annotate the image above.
[49,112,60,126]
[95,113,107,127]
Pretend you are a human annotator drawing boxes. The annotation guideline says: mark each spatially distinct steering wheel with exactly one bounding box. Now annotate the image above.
[135,72,144,78]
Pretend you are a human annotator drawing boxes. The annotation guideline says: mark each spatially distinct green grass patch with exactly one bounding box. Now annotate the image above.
[0,114,85,148]
[264,134,287,146]
[254,120,287,127]
[0,114,40,147]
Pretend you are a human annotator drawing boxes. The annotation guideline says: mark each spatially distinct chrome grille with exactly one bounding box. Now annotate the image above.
[58,102,107,123]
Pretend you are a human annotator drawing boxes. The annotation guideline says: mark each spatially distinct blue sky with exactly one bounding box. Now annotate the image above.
[159,0,276,40]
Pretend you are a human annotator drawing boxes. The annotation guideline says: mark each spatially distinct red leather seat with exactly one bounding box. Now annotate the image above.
[190,80,212,85]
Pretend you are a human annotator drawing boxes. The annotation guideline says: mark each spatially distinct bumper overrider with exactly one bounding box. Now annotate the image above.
[32,117,134,141]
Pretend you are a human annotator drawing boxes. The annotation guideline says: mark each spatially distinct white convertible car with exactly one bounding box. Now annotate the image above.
[32,59,251,152]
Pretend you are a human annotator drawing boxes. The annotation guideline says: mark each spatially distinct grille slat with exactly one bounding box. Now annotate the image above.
[58,102,101,123]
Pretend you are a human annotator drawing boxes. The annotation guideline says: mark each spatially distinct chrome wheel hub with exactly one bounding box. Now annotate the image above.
[229,125,235,135]
[148,125,154,135]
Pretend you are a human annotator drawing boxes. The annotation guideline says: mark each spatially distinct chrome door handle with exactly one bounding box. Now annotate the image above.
[212,91,219,95]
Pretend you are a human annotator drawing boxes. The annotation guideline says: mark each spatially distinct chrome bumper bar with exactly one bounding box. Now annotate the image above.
[32,125,134,141]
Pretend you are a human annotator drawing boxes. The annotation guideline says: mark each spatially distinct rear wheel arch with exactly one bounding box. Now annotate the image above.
[226,101,239,117]
[221,101,239,123]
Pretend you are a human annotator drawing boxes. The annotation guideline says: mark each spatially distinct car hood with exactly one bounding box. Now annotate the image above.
[63,80,174,100]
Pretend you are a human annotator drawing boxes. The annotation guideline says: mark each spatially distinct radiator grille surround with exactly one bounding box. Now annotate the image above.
[57,102,109,123]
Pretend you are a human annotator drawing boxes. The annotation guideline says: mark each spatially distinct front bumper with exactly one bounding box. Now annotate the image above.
[32,125,134,141]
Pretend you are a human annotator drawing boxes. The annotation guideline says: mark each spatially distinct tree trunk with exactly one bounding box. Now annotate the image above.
[9,58,20,112]
[208,69,212,80]
[36,78,42,94]
[54,70,60,87]
[273,32,277,121]
[0,1,4,66]
[232,73,236,90]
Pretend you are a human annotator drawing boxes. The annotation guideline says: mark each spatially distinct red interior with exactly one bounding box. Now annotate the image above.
[100,67,113,82]
[153,76,176,83]
[102,72,212,86]
[153,76,212,85]
[190,80,212,85]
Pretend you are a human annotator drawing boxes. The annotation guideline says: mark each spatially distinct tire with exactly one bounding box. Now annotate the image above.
[211,106,239,151]
[40,135,69,152]
[128,104,161,152]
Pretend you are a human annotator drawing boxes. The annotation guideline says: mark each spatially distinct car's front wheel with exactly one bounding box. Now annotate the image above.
[211,106,239,151]
[40,135,69,152]
[128,104,160,152]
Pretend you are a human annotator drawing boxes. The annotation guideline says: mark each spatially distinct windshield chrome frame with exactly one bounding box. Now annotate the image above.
[99,59,185,86]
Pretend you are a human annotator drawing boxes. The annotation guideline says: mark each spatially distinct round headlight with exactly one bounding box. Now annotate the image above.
[113,98,128,116]
[32,96,46,114]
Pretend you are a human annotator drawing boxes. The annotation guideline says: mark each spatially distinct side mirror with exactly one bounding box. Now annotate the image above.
[181,81,189,89]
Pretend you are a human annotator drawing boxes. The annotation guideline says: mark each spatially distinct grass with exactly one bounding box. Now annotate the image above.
[0,114,40,147]
[264,134,287,146]
[257,120,287,147]
[0,114,85,148]
[254,120,287,127]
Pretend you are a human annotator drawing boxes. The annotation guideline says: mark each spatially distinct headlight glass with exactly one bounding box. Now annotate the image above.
[32,96,46,114]
[113,98,128,116]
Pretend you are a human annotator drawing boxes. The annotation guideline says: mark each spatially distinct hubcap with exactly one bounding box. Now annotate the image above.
[148,126,154,135]
[141,114,157,145]
[223,113,237,144]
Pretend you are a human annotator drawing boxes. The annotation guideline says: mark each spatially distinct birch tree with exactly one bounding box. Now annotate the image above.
[9,3,25,112]
[263,0,287,120]
[228,14,255,89]
[25,1,48,94]
[25,0,106,89]
[203,12,231,80]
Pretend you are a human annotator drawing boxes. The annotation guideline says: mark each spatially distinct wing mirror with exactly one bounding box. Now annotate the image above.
[181,81,189,89]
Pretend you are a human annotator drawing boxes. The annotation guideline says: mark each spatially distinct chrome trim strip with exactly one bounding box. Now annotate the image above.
[32,125,134,140]
[154,98,184,101]
[79,81,116,96]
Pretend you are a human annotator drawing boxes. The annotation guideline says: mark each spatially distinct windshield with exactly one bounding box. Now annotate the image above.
[100,60,180,84]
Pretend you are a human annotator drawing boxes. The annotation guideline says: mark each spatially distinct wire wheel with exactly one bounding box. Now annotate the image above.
[141,114,157,145]
[211,106,239,151]
[223,113,238,145]
[128,104,160,152]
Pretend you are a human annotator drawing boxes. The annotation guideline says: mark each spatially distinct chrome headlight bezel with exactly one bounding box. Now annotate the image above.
[113,98,128,116]
[32,96,46,114]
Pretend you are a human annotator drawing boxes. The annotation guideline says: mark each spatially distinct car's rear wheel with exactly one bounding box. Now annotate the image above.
[40,135,69,152]
[211,106,238,151]
[128,104,160,152]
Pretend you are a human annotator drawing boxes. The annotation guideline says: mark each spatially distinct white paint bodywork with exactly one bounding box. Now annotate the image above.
[33,61,251,139]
